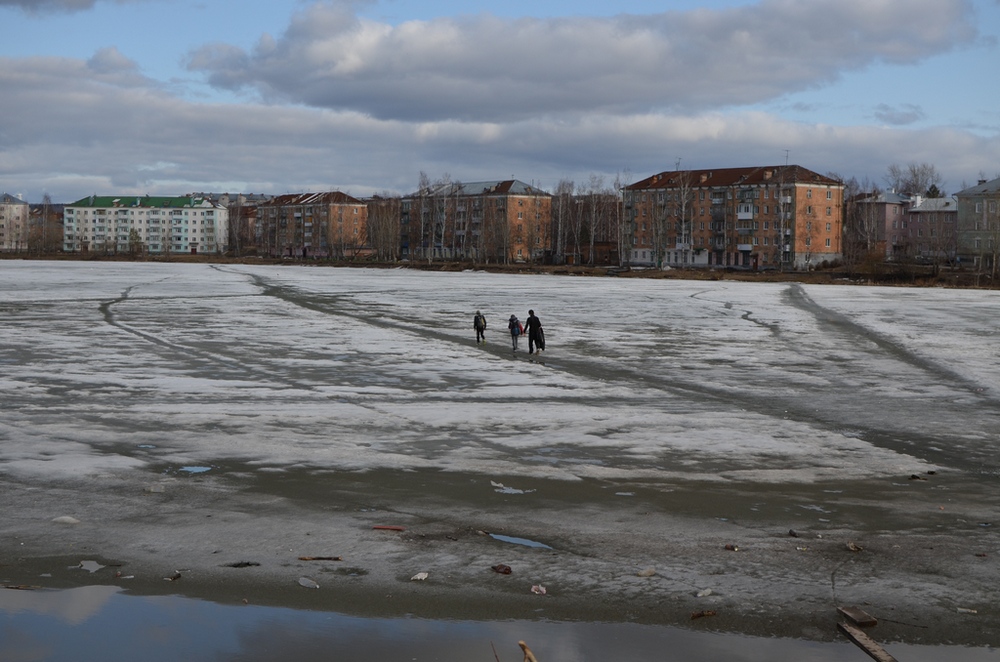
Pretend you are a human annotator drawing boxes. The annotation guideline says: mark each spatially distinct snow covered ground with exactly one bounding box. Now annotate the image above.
[3,261,1000,655]
[2,261,998,486]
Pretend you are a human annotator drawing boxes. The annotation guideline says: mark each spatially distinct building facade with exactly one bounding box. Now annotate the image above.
[904,196,958,262]
[0,193,30,252]
[400,180,552,263]
[850,190,911,259]
[624,166,844,269]
[256,192,368,258]
[955,177,1000,270]
[63,195,229,255]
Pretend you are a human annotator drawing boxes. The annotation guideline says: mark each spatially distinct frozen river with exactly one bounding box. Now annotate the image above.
[2,261,999,660]
[2,261,998,484]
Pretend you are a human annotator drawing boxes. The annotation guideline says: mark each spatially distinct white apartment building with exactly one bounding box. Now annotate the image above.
[0,193,30,252]
[63,195,229,255]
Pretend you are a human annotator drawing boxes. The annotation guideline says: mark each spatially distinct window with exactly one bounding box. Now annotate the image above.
[807,189,812,198]
[807,206,813,215]
[826,190,832,200]
[764,221,769,230]
[764,205,769,215]
[826,207,832,216]
[975,203,982,213]
[825,238,831,247]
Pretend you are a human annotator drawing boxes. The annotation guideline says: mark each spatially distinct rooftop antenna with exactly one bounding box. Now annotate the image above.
[783,150,790,166]
[675,158,682,171]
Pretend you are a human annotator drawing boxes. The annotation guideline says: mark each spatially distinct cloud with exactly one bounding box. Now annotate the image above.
[874,103,926,125]
[2,51,998,203]
[186,0,977,122]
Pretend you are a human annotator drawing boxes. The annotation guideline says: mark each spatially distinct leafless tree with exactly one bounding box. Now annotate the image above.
[367,194,401,261]
[885,162,943,197]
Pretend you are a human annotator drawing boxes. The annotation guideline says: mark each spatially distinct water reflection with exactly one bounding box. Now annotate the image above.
[1,587,998,662]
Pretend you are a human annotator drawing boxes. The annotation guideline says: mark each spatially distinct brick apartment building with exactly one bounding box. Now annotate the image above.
[256,192,369,258]
[624,166,844,269]
[400,180,552,263]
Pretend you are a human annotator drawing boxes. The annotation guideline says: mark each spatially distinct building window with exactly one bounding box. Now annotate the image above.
[826,207,832,216]
[807,206,813,215]
[826,190,832,200]
[825,238,831,247]
[807,189,812,198]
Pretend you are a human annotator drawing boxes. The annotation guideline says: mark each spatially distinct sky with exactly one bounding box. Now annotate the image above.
[1,0,998,203]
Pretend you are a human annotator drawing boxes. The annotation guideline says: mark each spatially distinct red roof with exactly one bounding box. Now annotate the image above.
[626,165,841,190]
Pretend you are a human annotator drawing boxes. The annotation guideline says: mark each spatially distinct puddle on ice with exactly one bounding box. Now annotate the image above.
[176,466,212,475]
[71,560,105,573]
[1,586,997,662]
[489,533,553,549]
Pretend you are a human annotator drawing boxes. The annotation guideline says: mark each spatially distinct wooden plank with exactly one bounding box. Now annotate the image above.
[838,605,878,627]
[838,622,898,662]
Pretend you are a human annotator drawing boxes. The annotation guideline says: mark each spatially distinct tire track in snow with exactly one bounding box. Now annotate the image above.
[782,284,995,402]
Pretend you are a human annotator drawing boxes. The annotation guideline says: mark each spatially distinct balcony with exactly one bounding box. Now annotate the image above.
[737,243,753,252]
[737,227,754,235]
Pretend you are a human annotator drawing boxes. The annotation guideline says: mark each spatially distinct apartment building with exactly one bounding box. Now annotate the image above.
[904,196,958,262]
[624,166,844,269]
[955,177,1000,269]
[0,193,29,252]
[63,195,228,255]
[256,192,368,258]
[400,180,552,263]
[850,190,911,259]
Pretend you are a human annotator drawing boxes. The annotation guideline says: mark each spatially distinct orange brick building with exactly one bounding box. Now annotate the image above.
[257,192,368,258]
[624,165,844,269]
[400,180,552,263]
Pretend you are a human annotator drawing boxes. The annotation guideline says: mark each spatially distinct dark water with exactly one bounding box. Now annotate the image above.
[1,586,997,662]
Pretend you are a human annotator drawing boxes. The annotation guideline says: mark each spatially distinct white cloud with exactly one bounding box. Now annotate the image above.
[187,0,977,122]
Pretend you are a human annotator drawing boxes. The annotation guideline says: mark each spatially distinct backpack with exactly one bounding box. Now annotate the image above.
[510,318,521,335]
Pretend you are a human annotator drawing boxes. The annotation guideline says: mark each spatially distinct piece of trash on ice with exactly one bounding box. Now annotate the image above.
[788,529,799,538]
[164,571,182,581]
[637,567,656,577]
[410,572,428,581]
[724,544,739,551]
[530,584,547,595]
[490,480,536,495]
[696,589,713,598]
[298,577,320,589]
[299,556,343,561]
[491,564,512,574]
[225,561,260,568]
[846,541,863,552]
[957,607,978,614]
[51,516,80,525]
[838,606,878,627]
[691,610,717,620]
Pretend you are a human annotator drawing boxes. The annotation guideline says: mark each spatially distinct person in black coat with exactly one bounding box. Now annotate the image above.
[524,309,544,354]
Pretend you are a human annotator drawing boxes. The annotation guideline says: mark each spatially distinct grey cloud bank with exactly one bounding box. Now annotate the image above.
[0,0,997,203]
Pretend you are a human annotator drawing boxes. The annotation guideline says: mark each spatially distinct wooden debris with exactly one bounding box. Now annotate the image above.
[491,564,512,574]
[838,622,898,662]
[846,541,863,552]
[838,605,878,627]
[298,556,343,561]
[518,640,539,662]
[691,609,717,620]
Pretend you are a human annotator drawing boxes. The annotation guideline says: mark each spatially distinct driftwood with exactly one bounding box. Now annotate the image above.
[838,622,897,662]
[518,640,539,662]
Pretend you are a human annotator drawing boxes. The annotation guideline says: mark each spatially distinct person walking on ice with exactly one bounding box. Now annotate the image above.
[508,314,522,351]
[473,310,487,344]
[524,309,544,354]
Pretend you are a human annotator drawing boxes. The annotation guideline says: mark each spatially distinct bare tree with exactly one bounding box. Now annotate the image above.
[885,162,943,197]
[367,194,401,261]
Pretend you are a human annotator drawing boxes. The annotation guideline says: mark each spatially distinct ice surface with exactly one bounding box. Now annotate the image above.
[2,261,998,485]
